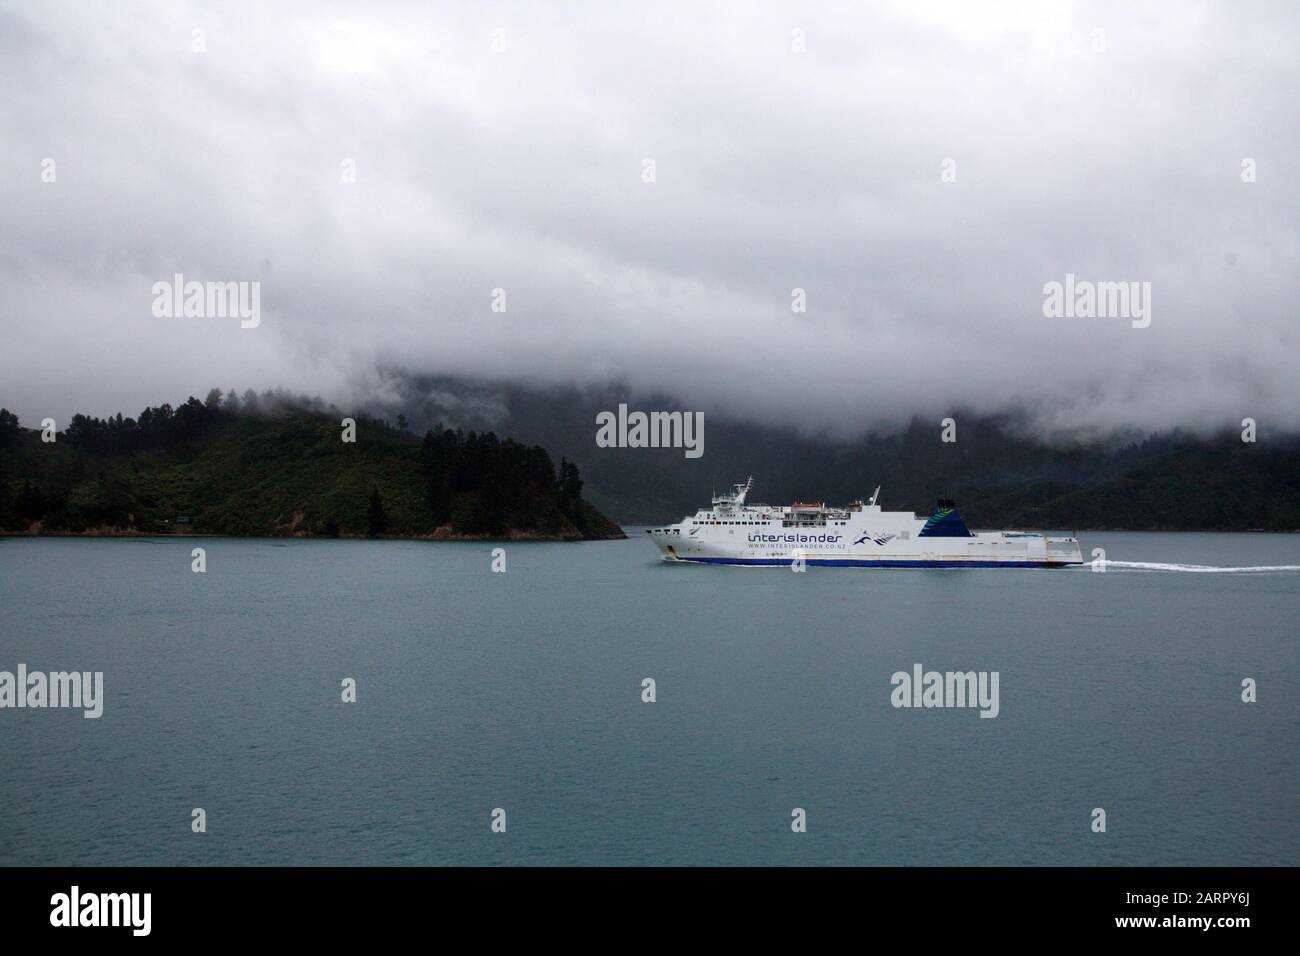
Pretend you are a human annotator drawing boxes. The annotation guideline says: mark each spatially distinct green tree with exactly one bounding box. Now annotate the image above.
[366,487,387,537]
[421,428,453,525]
[0,408,19,448]
[558,457,583,523]
[559,458,583,502]
[18,479,45,520]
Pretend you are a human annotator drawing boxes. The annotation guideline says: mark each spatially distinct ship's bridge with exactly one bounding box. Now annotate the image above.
[680,478,887,529]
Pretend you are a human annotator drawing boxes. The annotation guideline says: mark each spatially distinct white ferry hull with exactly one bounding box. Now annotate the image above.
[647,480,1083,569]
[652,547,1080,569]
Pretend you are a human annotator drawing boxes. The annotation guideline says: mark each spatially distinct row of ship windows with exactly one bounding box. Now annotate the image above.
[694,520,851,526]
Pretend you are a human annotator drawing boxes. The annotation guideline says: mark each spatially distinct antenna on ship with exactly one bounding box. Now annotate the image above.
[869,485,880,507]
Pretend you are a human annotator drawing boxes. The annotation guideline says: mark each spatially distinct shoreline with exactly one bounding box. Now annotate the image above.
[0,527,628,542]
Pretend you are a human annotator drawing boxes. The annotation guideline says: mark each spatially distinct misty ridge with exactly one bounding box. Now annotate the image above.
[0,2,1294,534]
[364,374,1300,529]
[4,375,1294,531]
[1,2,1297,440]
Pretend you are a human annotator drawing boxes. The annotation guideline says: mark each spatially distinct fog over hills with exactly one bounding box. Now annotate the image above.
[366,374,1300,528]
[4,377,1296,529]
[1,1,1297,437]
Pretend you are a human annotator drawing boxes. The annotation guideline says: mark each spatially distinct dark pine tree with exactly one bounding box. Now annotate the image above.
[18,479,45,520]
[558,457,584,525]
[366,488,387,537]
[421,428,453,526]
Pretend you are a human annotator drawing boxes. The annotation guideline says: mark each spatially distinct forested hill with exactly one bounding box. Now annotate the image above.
[5,382,1298,535]
[0,391,624,540]
[374,376,1300,532]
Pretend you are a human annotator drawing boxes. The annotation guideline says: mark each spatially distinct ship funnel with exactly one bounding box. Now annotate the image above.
[920,498,973,537]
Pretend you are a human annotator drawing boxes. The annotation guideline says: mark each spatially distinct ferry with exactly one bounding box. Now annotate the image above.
[646,478,1083,568]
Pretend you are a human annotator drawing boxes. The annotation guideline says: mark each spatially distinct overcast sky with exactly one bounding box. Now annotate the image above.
[1,0,1296,437]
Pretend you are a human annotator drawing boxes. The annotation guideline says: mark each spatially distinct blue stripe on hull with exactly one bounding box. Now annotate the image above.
[674,557,1076,568]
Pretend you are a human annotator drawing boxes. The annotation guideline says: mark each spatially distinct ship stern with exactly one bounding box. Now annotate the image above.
[1045,536,1084,566]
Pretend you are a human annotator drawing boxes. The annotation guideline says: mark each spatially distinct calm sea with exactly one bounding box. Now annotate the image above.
[0,531,1296,866]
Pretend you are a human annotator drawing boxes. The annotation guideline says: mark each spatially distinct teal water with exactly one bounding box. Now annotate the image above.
[0,531,1296,866]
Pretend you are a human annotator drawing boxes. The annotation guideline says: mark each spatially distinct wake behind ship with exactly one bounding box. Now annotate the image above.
[646,478,1083,568]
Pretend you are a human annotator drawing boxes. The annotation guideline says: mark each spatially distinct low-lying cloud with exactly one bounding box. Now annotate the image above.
[1,0,1296,439]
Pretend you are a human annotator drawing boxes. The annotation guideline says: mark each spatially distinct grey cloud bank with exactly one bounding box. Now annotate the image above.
[0,0,1296,438]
